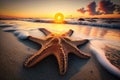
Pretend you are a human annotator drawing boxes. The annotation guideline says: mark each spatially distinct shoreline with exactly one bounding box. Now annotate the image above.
[105,46,120,70]
[0,27,119,80]
[90,40,120,78]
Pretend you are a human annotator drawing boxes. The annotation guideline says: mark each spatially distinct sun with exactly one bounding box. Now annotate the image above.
[54,12,64,23]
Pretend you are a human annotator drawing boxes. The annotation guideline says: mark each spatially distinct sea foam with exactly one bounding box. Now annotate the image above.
[0,24,13,27]
[90,41,120,78]
[66,21,120,29]
[2,26,17,32]
[2,26,30,39]
[14,30,29,39]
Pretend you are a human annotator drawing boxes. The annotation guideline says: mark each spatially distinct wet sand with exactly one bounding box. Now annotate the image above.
[0,28,119,80]
[104,46,120,69]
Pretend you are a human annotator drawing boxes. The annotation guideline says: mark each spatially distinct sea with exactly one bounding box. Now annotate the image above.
[0,18,120,43]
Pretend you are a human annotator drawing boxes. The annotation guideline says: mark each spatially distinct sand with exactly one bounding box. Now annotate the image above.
[104,46,120,69]
[0,27,119,80]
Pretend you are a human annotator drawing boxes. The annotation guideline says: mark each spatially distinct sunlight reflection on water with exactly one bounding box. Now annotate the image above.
[1,20,120,42]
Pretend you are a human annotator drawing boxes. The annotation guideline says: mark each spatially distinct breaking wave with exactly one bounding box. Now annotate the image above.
[2,26,29,39]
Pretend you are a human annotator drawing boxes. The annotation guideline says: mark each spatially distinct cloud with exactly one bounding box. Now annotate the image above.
[77,0,120,15]
[87,1,97,15]
[77,8,86,14]
[77,1,97,15]
[114,5,120,14]
[98,0,116,14]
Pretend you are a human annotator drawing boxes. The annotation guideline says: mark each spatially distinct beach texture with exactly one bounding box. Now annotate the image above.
[0,27,119,80]
[105,46,120,70]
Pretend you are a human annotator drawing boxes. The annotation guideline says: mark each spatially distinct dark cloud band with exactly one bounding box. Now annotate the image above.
[77,0,120,15]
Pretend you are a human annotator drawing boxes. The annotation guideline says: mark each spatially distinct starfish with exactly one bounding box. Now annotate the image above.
[24,28,90,75]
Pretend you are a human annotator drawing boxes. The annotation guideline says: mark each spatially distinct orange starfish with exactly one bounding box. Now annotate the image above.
[24,28,90,75]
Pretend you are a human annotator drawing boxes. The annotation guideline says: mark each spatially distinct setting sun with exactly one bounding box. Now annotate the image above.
[54,13,64,23]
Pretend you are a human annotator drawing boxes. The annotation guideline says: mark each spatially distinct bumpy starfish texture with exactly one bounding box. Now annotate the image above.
[24,28,90,75]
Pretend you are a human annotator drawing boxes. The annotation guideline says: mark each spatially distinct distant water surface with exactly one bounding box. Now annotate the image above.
[0,20,120,42]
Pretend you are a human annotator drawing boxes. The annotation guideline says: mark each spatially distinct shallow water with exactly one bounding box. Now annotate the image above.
[0,20,120,42]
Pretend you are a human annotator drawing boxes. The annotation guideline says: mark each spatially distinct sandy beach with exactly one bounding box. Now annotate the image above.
[1,0,120,79]
[0,26,119,80]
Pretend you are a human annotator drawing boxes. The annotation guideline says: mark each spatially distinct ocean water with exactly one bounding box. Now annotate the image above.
[0,20,120,42]
[22,18,120,29]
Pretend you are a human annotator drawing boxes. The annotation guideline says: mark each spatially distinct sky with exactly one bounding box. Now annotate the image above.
[0,0,120,18]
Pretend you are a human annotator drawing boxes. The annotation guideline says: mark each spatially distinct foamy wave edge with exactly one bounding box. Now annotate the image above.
[14,30,29,39]
[2,27,30,39]
[90,42,120,78]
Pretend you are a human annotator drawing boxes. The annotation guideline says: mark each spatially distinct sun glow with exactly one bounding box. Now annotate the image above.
[54,13,64,23]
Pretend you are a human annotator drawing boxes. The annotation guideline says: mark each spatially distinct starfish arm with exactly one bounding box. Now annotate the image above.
[24,44,52,67]
[64,37,89,46]
[28,36,44,45]
[72,39,89,46]
[39,28,51,36]
[73,49,91,58]
[62,29,73,37]
[54,45,68,75]
[62,38,90,58]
